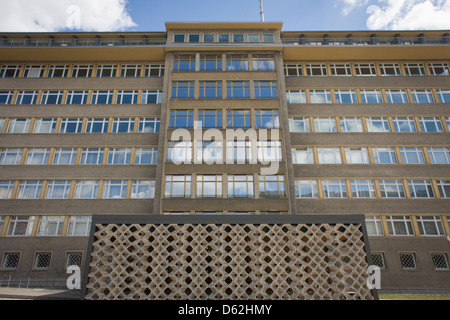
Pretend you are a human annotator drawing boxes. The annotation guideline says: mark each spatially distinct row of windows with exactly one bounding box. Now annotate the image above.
[0,180,155,200]
[366,215,448,237]
[284,62,449,77]
[168,109,279,129]
[292,146,450,165]
[0,117,160,134]
[173,54,275,71]
[2,251,84,271]
[294,179,450,199]
[0,147,157,166]
[164,175,286,198]
[0,89,163,105]
[286,89,450,104]
[372,251,449,271]
[171,81,277,99]
[289,116,450,133]
[172,33,274,44]
[0,64,164,78]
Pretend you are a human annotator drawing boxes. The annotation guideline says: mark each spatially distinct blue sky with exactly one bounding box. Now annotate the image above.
[0,0,450,32]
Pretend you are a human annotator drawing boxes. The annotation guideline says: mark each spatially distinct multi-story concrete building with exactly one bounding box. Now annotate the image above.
[0,22,449,296]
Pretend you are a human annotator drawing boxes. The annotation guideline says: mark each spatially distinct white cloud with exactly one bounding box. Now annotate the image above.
[0,0,137,32]
[341,0,369,15]
[366,0,450,30]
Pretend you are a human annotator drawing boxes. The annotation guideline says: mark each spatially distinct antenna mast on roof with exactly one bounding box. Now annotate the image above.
[259,0,265,22]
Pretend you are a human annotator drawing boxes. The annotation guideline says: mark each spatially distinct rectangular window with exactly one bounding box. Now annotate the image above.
[91,90,114,104]
[404,63,426,76]
[252,55,275,71]
[37,216,64,236]
[226,55,248,71]
[74,180,99,199]
[80,148,104,165]
[134,148,158,164]
[165,175,191,198]
[365,216,384,236]
[0,91,13,104]
[431,253,449,271]
[284,64,303,77]
[0,181,15,199]
[351,180,376,198]
[170,110,194,129]
[72,65,93,78]
[141,90,163,104]
[112,118,135,133]
[399,253,417,269]
[172,81,195,99]
[366,117,390,132]
[330,63,352,76]
[292,147,314,164]
[289,117,310,132]
[40,90,64,104]
[379,63,402,76]
[416,216,445,236]
[372,147,397,164]
[116,90,138,104]
[387,216,415,236]
[233,34,244,43]
[47,65,68,78]
[66,90,89,105]
[196,175,222,198]
[131,180,155,199]
[173,34,185,43]
[23,65,45,78]
[198,110,222,129]
[317,147,342,164]
[436,89,450,103]
[34,252,51,269]
[313,117,337,132]
[259,175,285,198]
[96,64,117,77]
[322,180,347,198]
[25,148,50,165]
[173,55,196,71]
[7,216,35,236]
[254,81,277,98]
[227,175,253,198]
[379,180,405,198]
[345,147,370,164]
[226,141,253,164]
[385,89,409,103]
[45,180,71,199]
[144,64,164,77]
[2,253,20,269]
[255,110,279,129]
[227,110,251,128]
[203,34,215,43]
[199,54,222,71]
[286,90,307,104]
[226,81,250,98]
[17,180,43,199]
[248,34,259,43]
[120,64,141,77]
[428,63,450,76]
[339,117,363,132]
[305,64,327,76]
[107,148,131,165]
[197,141,223,164]
[7,118,31,133]
[189,34,200,43]
[436,180,450,198]
[66,252,83,268]
[427,147,450,164]
[309,90,332,103]
[199,81,222,99]
[85,118,109,133]
[419,117,443,132]
[60,118,83,133]
[392,117,417,132]
[0,148,23,165]
[219,34,229,43]
[67,216,91,236]
[138,117,160,133]
[411,90,435,103]
[295,180,319,198]
[354,63,377,76]
[0,65,21,78]
[102,180,128,199]
[360,90,383,103]
[15,90,39,104]
[53,148,77,165]
[258,141,282,162]
[335,90,357,103]
[407,180,434,198]
[399,147,425,164]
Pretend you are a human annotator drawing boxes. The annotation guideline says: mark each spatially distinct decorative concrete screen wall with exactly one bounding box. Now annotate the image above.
[81,215,378,300]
